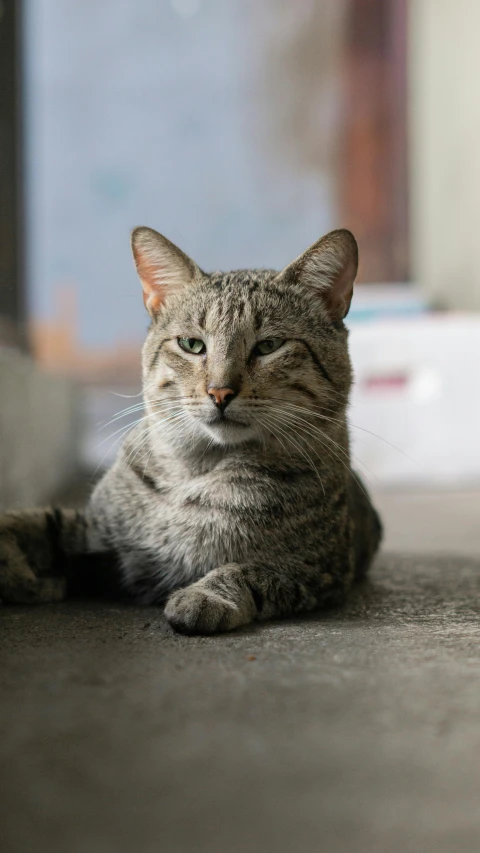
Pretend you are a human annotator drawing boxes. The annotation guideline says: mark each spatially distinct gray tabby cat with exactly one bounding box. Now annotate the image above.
[0,226,382,634]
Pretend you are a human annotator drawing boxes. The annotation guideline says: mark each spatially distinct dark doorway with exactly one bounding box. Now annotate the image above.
[0,0,26,348]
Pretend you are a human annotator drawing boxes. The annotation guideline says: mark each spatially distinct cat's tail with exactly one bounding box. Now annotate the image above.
[0,508,120,604]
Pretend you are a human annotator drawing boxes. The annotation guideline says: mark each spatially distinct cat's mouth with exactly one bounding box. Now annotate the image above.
[206,411,248,428]
[200,408,255,445]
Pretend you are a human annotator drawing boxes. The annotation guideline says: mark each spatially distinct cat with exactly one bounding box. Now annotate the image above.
[0,226,382,634]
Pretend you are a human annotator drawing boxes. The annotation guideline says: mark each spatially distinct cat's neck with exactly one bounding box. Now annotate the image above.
[144,417,350,480]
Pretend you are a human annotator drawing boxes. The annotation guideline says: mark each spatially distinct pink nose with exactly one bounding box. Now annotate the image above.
[207,387,236,409]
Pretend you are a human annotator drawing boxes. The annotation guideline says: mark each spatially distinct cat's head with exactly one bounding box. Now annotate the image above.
[131,226,357,451]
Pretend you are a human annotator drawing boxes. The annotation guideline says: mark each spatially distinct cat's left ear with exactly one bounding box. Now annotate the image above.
[131,226,201,316]
[278,229,358,322]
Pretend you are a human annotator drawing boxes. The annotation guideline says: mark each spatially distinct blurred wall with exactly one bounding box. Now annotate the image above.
[0,350,81,510]
[24,0,334,359]
[410,0,480,310]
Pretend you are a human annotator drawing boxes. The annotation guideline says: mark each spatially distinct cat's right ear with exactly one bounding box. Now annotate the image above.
[278,229,358,322]
[131,227,200,316]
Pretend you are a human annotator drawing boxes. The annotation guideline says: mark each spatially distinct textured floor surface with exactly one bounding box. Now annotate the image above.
[2,490,480,853]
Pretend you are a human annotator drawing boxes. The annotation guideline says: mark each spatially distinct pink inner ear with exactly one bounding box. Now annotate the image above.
[142,288,163,314]
[328,257,356,320]
[134,248,166,315]
[292,229,358,322]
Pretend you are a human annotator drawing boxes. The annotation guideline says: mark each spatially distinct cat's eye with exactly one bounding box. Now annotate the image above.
[254,338,284,356]
[178,337,206,355]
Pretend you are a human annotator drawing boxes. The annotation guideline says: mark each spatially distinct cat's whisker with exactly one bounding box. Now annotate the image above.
[199,434,218,460]
[268,398,416,465]
[264,404,376,490]
[257,415,293,462]
[97,396,192,431]
[91,415,159,478]
[259,414,299,468]
[90,418,148,479]
[104,396,190,425]
[260,412,325,495]
[125,412,192,468]
[142,415,199,467]
[94,415,147,451]
[107,389,144,399]
[268,408,376,496]
[270,412,349,484]
[95,405,188,454]
[267,412,362,494]
[271,405,352,460]
[131,408,194,456]
[96,403,146,430]
[272,421,326,497]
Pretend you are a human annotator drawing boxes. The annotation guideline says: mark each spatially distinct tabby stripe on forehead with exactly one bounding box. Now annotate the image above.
[149,338,171,371]
[292,339,333,385]
[197,308,206,330]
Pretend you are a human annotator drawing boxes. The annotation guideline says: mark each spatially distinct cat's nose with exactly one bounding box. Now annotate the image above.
[207,386,237,412]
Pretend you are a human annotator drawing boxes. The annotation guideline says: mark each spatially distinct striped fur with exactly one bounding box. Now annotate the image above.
[0,228,382,633]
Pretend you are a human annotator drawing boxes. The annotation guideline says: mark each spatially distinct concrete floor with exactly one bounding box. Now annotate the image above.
[2,490,480,853]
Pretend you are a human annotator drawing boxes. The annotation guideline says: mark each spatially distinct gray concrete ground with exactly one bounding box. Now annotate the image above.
[2,490,480,853]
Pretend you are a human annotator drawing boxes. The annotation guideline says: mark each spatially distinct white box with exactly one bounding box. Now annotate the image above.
[347,314,480,487]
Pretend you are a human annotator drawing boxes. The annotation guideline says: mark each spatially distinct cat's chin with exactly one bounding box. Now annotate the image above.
[200,421,257,447]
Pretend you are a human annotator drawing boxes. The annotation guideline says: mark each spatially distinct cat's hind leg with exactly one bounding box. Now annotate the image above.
[0,509,85,604]
[0,531,66,603]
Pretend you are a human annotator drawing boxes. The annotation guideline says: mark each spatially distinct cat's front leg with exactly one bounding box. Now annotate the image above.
[164,560,349,635]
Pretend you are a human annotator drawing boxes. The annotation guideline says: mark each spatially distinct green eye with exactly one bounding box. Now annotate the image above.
[178,337,206,355]
[255,339,284,356]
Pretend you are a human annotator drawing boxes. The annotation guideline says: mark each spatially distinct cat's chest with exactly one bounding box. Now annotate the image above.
[142,465,304,566]
[153,467,283,531]
[98,457,342,598]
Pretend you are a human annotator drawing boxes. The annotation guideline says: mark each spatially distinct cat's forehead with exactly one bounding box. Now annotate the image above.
[208,268,278,290]
[202,269,279,327]
[160,268,286,328]
[157,266,325,337]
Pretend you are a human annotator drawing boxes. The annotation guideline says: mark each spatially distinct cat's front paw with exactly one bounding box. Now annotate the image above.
[164,587,241,635]
[165,574,255,635]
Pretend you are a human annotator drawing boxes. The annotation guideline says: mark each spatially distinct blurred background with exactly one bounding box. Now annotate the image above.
[1,0,480,518]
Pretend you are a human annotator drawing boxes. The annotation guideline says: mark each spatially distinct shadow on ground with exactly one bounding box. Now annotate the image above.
[2,552,480,853]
